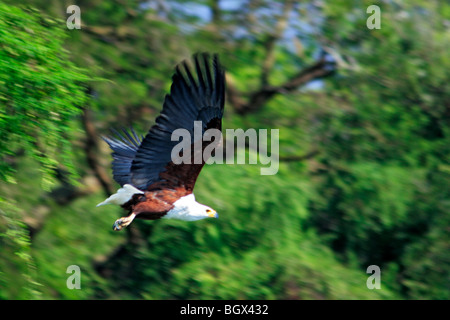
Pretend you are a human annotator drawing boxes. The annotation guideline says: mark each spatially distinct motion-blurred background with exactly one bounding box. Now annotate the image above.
[0,0,448,300]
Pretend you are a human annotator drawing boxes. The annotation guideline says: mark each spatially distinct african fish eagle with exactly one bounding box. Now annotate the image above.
[97,53,225,231]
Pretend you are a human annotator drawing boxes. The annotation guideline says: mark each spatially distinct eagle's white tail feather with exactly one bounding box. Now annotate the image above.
[96,184,144,207]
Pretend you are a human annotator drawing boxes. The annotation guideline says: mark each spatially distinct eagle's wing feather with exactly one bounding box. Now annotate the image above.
[127,53,225,191]
[101,127,143,187]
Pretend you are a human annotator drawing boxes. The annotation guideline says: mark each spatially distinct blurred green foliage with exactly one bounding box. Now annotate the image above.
[0,4,90,188]
[0,0,448,300]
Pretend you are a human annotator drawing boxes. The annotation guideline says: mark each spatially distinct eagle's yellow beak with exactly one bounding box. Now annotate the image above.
[207,209,218,218]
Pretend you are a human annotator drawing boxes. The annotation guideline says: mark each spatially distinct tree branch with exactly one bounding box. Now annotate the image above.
[230,57,335,115]
[81,108,115,196]
[261,0,295,86]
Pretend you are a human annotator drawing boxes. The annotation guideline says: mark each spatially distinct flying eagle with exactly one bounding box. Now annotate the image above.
[97,53,225,231]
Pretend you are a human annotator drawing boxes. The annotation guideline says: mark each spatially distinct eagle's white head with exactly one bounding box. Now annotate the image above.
[164,194,218,221]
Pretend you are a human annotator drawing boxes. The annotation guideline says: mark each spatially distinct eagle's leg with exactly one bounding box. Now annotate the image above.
[113,213,136,231]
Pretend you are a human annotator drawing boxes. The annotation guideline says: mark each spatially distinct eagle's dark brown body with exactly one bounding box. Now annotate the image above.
[121,187,189,220]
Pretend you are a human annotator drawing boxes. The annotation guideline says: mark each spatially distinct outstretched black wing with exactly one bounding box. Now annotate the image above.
[104,53,225,191]
[102,128,143,188]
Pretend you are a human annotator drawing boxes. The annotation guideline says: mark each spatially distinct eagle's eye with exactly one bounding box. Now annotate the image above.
[206,208,218,218]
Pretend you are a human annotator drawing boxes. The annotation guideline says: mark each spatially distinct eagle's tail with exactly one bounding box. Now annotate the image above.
[96,184,144,207]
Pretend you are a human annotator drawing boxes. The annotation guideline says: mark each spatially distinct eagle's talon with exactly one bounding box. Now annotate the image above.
[112,219,122,231]
[113,214,136,231]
